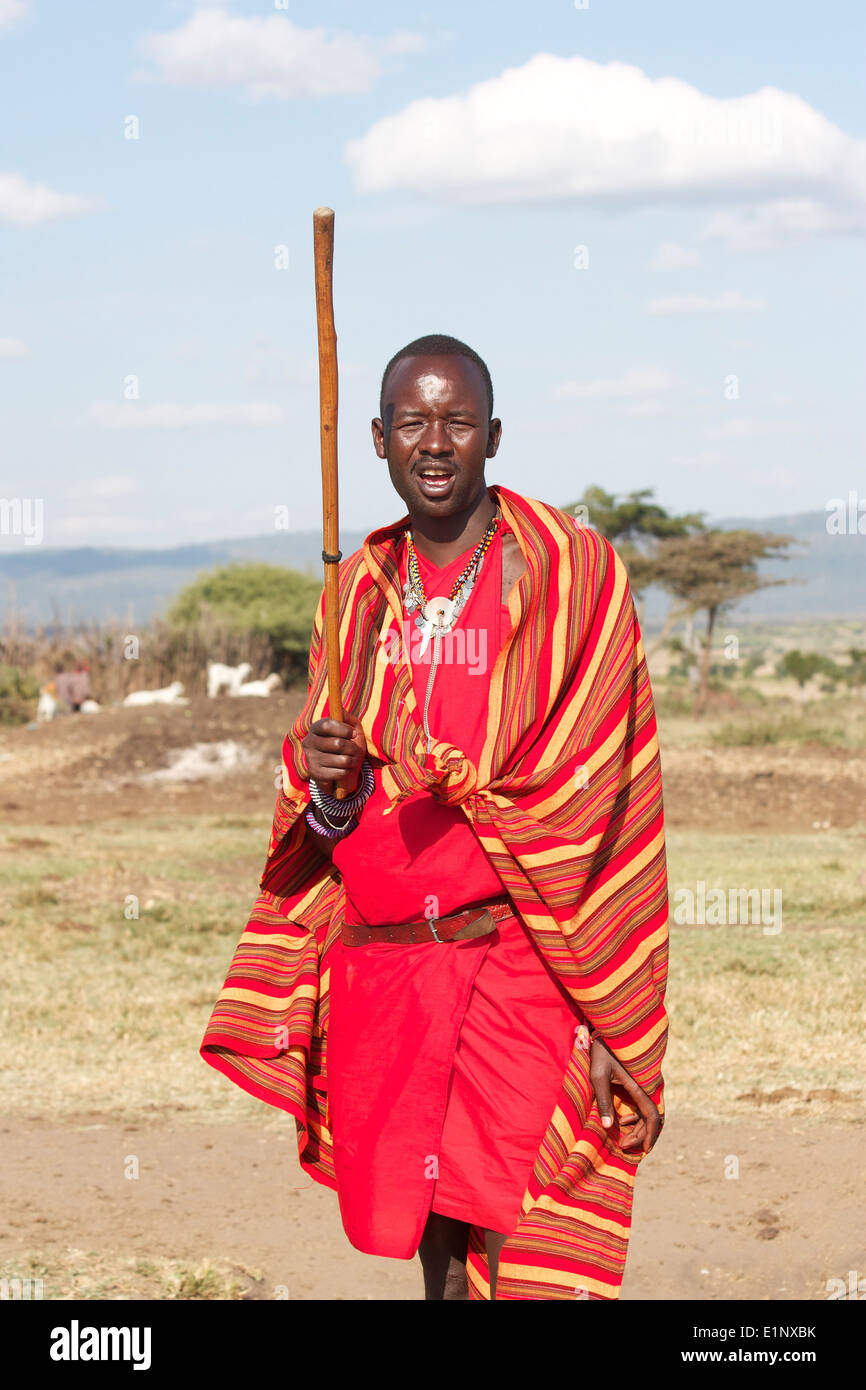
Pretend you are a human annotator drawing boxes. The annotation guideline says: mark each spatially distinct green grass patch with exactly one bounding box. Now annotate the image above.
[667,827,866,928]
[0,816,276,1125]
[0,1250,263,1300]
[1,818,863,1128]
[653,688,866,750]
[665,921,865,1122]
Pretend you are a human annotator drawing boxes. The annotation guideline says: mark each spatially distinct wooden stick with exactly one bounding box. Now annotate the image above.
[313,206,346,798]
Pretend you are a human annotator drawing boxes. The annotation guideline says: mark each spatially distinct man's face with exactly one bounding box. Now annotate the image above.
[372,354,501,519]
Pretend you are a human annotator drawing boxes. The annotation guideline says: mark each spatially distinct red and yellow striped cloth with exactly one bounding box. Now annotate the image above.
[201,483,669,1300]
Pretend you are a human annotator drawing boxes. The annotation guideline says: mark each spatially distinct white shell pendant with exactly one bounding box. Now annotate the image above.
[417,595,456,658]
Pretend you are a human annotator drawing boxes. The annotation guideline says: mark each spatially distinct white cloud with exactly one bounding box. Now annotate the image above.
[552,366,675,401]
[88,401,283,429]
[345,53,866,246]
[243,347,317,388]
[671,450,724,471]
[383,30,427,57]
[705,417,793,439]
[0,172,100,226]
[701,197,866,250]
[49,514,172,541]
[65,475,141,500]
[753,463,798,491]
[0,1,31,31]
[137,7,424,99]
[625,399,665,417]
[650,241,701,271]
[647,291,766,315]
[0,336,29,358]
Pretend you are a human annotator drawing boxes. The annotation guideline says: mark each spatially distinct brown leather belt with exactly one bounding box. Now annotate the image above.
[341,898,514,946]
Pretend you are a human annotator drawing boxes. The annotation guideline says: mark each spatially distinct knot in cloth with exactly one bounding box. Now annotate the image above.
[423,740,479,806]
[380,739,481,813]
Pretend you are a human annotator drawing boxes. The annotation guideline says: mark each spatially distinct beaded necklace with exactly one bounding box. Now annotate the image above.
[402,508,501,752]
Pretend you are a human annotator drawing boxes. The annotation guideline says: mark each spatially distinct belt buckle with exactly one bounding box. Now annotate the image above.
[428,919,443,942]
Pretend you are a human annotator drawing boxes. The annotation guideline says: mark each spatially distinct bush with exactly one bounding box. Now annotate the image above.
[166,563,321,685]
[735,684,768,707]
[712,700,866,749]
[712,717,780,747]
[776,649,837,687]
[0,664,39,725]
[742,648,767,677]
[654,686,695,719]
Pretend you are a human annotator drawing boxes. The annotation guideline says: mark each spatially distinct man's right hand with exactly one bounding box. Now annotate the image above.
[302,714,367,798]
[589,1039,662,1156]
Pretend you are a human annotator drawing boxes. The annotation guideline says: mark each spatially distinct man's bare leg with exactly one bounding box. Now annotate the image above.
[418,1211,470,1300]
[484,1229,509,1299]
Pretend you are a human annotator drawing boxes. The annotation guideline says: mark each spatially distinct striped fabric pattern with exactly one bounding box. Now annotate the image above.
[201,484,669,1299]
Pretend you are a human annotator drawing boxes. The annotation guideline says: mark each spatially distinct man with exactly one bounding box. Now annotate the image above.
[54,659,91,712]
[202,334,669,1301]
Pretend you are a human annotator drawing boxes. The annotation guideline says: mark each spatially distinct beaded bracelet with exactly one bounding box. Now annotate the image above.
[304,804,358,840]
[309,758,374,821]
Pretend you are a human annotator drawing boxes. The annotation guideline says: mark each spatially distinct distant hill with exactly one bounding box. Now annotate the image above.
[0,531,368,631]
[0,510,861,632]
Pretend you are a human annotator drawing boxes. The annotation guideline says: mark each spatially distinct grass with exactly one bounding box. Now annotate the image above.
[667,826,866,928]
[0,1250,264,1300]
[664,921,865,1122]
[712,697,866,749]
[654,687,866,750]
[663,825,865,1120]
[1,816,863,1128]
[0,815,277,1126]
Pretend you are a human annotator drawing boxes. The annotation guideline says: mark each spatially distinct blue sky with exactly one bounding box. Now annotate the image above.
[2,0,864,550]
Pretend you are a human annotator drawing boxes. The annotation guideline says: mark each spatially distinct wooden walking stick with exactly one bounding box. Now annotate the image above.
[313,206,346,797]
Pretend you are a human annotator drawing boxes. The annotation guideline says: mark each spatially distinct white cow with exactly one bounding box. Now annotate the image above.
[206,661,252,699]
[233,673,282,697]
[37,685,59,721]
[122,681,188,707]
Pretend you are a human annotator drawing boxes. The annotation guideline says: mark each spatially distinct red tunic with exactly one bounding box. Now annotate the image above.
[326,519,586,1252]
[332,524,509,924]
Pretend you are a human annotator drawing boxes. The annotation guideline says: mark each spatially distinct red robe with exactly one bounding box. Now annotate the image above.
[326,519,587,1248]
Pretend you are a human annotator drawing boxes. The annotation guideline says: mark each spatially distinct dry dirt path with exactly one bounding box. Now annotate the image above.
[1,1113,861,1301]
[2,697,865,833]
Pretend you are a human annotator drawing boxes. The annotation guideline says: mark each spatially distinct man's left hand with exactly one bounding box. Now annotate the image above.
[589,1038,662,1155]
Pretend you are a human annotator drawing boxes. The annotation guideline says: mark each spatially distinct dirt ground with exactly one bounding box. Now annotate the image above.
[3,694,866,832]
[1,1112,861,1301]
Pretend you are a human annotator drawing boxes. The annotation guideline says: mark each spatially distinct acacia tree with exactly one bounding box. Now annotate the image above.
[650,530,794,715]
[778,649,845,703]
[562,485,705,645]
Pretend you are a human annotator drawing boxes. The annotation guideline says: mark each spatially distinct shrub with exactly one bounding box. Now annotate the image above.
[0,664,39,725]
[166,563,321,685]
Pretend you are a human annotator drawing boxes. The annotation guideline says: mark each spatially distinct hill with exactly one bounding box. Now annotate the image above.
[0,510,861,631]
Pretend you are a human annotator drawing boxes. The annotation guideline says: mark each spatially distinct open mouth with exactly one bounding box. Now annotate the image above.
[415,466,456,498]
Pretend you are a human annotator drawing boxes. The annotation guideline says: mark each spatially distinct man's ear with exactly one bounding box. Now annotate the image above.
[373,401,395,459]
[486,417,503,457]
[371,417,386,459]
